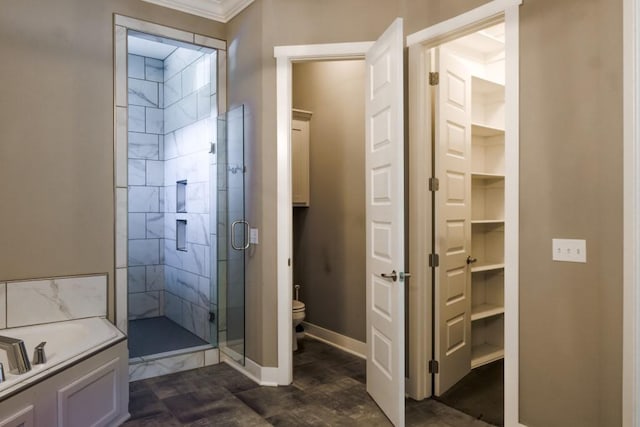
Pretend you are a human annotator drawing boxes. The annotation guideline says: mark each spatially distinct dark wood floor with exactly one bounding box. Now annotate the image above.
[122,337,494,426]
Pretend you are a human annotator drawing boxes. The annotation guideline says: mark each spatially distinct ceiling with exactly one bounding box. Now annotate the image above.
[445,23,505,59]
[128,35,178,60]
[141,0,254,23]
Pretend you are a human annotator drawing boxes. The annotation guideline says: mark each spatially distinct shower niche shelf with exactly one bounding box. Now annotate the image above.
[177,180,187,213]
[176,219,187,251]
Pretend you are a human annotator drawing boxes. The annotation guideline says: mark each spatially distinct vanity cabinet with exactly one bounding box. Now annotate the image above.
[292,109,312,207]
[470,76,505,368]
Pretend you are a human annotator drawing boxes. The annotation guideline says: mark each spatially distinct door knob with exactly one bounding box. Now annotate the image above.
[381,270,398,282]
[466,256,478,265]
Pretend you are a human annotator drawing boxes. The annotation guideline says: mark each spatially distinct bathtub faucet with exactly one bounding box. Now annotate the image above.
[0,336,31,374]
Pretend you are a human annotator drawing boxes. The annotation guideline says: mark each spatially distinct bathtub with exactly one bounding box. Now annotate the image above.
[0,317,129,426]
[0,317,124,398]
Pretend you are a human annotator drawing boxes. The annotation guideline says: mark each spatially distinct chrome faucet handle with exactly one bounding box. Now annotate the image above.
[33,342,46,365]
[0,336,31,374]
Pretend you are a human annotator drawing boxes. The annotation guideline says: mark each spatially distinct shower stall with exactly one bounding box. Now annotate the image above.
[124,31,246,366]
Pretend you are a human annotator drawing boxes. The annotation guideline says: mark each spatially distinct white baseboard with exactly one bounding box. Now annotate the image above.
[244,357,280,386]
[302,321,366,359]
[220,323,366,388]
[221,351,280,387]
[113,414,131,426]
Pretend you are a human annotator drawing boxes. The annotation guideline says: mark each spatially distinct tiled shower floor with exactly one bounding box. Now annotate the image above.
[123,336,495,426]
[128,316,209,358]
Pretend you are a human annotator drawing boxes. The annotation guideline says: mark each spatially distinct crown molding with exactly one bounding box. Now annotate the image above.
[141,0,254,23]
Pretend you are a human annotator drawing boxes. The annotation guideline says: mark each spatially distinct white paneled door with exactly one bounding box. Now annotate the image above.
[433,47,473,395]
[365,18,406,427]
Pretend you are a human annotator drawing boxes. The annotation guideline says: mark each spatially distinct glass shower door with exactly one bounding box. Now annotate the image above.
[216,105,246,364]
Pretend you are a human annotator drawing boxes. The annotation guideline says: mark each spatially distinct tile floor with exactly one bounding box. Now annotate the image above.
[122,337,494,426]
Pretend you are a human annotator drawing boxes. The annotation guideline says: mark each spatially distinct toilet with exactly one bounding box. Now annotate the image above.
[292,299,306,351]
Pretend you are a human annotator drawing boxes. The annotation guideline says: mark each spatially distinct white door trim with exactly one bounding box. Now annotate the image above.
[503,6,521,427]
[623,0,640,426]
[407,2,521,426]
[406,0,522,47]
[274,41,372,386]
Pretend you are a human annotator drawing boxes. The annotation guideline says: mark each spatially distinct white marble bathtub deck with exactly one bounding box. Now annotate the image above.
[0,317,125,399]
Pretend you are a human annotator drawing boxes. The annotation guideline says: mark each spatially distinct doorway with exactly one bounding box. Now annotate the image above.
[406,5,520,427]
[290,59,368,365]
[273,41,375,388]
[432,22,506,427]
[276,19,406,425]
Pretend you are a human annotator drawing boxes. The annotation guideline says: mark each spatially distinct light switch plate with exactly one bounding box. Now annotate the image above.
[250,228,259,244]
[552,238,587,263]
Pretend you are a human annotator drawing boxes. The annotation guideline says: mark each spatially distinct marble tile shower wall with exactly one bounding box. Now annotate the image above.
[128,54,166,320]
[127,47,217,342]
[162,48,217,342]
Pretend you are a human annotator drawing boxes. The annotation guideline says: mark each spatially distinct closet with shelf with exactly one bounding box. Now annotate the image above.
[433,24,506,378]
[469,72,505,368]
[409,20,509,411]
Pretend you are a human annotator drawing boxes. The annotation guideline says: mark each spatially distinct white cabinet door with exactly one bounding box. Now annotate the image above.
[433,47,473,395]
[292,109,311,206]
[0,405,34,427]
[365,17,405,427]
[57,358,121,427]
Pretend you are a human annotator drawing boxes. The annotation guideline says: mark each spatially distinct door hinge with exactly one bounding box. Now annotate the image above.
[428,360,439,374]
[209,311,216,323]
[429,177,439,191]
[429,253,440,268]
[209,142,216,154]
[429,72,439,86]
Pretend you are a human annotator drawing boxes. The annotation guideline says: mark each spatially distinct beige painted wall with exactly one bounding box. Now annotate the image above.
[292,60,366,342]
[519,0,622,426]
[0,0,225,320]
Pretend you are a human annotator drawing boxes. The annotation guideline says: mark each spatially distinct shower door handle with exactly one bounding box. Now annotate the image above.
[231,220,250,250]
